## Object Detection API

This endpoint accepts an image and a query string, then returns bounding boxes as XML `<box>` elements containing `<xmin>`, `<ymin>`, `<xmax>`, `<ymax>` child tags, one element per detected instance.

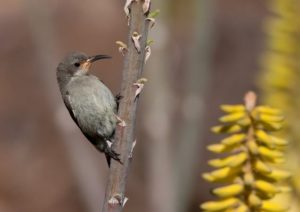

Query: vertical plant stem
<box><xmin>243</xmin><ymin>94</ymin><xmax>257</xmax><ymax>210</ymax></box>
<box><xmin>102</xmin><ymin>1</ymin><xmax>149</xmax><ymax>212</ymax></box>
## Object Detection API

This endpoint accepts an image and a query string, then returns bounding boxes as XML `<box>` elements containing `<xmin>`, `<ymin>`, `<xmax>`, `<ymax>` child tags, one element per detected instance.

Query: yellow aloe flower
<box><xmin>200</xmin><ymin>92</ymin><xmax>291</xmax><ymax>211</ymax></box>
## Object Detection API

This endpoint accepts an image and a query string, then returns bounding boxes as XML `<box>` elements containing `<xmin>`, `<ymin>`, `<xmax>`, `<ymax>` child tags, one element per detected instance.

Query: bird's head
<box><xmin>57</xmin><ymin>51</ymin><xmax>111</xmax><ymax>77</ymax></box>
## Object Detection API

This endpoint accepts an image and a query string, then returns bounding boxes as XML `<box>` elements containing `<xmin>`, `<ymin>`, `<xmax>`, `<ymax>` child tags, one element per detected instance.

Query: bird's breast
<box><xmin>65</xmin><ymin>76</ymin><xmax>117</xmax><ymax>138</ymax></box>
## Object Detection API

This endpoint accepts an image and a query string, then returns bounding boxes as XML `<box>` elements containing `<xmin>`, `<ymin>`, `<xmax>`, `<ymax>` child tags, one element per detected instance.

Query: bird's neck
<box><xmin>56</xmin><ymin>71</ymin><xmax>73</xmax><ymax>92</ymax></box>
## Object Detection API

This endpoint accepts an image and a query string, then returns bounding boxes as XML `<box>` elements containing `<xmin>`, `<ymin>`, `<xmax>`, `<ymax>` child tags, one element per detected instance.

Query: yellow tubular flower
<box><xmin>200</xmin><ymin>92</ymin><xmax>291</xmax><ymax>211</ymax></box>
<box><xmin>208</xmin><ymin>152</ymin><xmax>248</xmax><ymax>168</ymax></box>
<box><xmin>258</xmin><ymin>146</ymin><xmax>283</xmax><ymax>160</ymax></box>
<box><xmin>211</xmin><ymin>124</ymin><xmax>243</xmax><ymax>134</ymax></box>
<box><xmin>259</xmin><ymin>113</ymin><xmax>284</xmax><ymax>123</ymax></box>
<box><xmin>248</xmin><ymin>192</ymin><xmax>262</xmax><ymax>208</ymax></box>
<box><xmin>207</xmin><ymin>143</ymin><xmax>236</xmax><ymax>153</ymax></box>
<box><xmin>201</xmin><ymin>198</ymin><xmax>240</xmax><ymax>211</ymax></box>
<box><xmin>255</xmin><ymin>106</ymin><xmax>282</xmax><ymax>116</ymax></box>
<box><xmin>254</xmin><ymin>180</ymin><xmax>279</xmax><ymax>195</ymax></box>
<box><xmin>261</xmin><ymin>200</ymin><xmax>290</xmax><ymax>211</ymax></box>
<box><xmin>210</xmin><ymin>167</ymin><xmax>232</xmax><ymax>179</ymax></box>
<box><xmin>219</xmin><ymin>112</ymin><xmax>246</xmax><ymax>123</ymax></box>
<box><xmin>263</xmin><ymin>169</ymin><xmax>292</xmax><ymax>181</ymax></box>
<box><xmin>212</xmin><ymin>183</ymin><xmax>244</xmax><ymax>198</ymax></box>
<box><xmin>247</xmin><ymin>139</ymin><xmax>259</xmax><ymax>154</ymax></box>
<box><xmin>243</xmin><ymin>172</ymin><xmax>254</xmax><ymax>186</ymax></box>
<box><xmin>234</xmin><ymin>204</ymin><xmax>249</xmax><ymax>212</ymax></box>
<box><xmin>228</xmin><ymin>152</ymin><xmax>248</xmax><ymax>167</ymax></box>
<box><xmin>220</xmin><ymin>104</ymin><xmax>246</xmax><ymax>113</ymax></box>
<box><xmin>221</xmin><ymin>133</ymin><xmax>246</xmax><ymax>146</ymax></box>
<box><xmin>254</xmin><ymin>159</ymin><xmax>272</xmax><ymax>174</ymax></box>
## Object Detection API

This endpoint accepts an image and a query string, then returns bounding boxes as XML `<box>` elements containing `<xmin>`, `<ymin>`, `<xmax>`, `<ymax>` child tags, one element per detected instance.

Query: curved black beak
<box><xmin>88</xmin><ymin>55</ymin><xmax>111</xmax><ymax>63</ymax></box>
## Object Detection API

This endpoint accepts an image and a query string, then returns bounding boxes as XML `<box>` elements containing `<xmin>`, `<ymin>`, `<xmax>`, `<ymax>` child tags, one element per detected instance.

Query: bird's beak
<box><xmin>88</xmin><ymin>55</ymin><xmax>112</xmax><ymax>62</ymax></box>
<box><xmin>81</xmin><ymin>55</ymin><xmax>111</xmax><ymax>71</ymax></box>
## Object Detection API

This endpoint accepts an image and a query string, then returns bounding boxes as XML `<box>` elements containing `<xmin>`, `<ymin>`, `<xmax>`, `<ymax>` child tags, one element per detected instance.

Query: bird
<box><xmin>56</xmin><ymin>51</ymin><xmax>122</xmax><ymax>166</ymax></box>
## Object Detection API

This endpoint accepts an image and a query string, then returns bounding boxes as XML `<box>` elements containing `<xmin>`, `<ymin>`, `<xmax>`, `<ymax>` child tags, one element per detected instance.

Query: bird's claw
<box><xmin>115</xmin><ymin>93</ymin><xmax>123</xmax><ymax>111</ymax></box>
<box><xmin>115</xmin><ymin>93</ymin><xmax>123</xmax><ymax>103</ymax></box>
<box><xmin>105</xmin><ymin>145</ymin><xmax>123</xmax><ymax>165</ymax></box>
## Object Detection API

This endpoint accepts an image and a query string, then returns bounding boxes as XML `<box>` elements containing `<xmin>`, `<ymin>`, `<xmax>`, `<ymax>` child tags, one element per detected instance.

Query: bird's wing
<box><xmin>63</xmin><ymin>91</ymin><xmax>80</xmax><ymax>127</ymax></box>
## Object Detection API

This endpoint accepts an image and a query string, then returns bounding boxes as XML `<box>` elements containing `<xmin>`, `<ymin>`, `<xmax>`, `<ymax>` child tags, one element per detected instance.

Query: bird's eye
<box><xmin>74</xmin><ymin>62</ymin><xmax>80</xmax><ymax>67</ymax></box>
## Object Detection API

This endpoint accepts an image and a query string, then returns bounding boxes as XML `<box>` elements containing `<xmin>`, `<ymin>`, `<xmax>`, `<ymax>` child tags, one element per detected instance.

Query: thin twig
<box><xmin>102</xmin><ymin>1</ymin><xmax>150</xmax><ymax>211</ymax></box>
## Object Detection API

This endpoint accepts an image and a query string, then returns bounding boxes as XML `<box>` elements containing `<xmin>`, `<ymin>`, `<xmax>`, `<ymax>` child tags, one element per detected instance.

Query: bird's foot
<box><xmin>105</xmin><ymin>140</ymin><xmax>123</xmax><ymax>166</ymax></box>
<box><xmin>115</xmin><ymin>93</ymin><xmax>123</xmax><ymax>111</ymax></box>
<box><xmin>115</xmin><ymin>93</ymin><xmax>123</xmax><ymax>102</ymax></box>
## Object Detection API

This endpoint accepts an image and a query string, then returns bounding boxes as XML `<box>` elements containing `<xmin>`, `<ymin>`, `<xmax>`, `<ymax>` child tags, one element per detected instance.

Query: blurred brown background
<box><xmin>0</xmin><ymin>0</ymin><xmax>267</xmax><ymax>211</ymax></box>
